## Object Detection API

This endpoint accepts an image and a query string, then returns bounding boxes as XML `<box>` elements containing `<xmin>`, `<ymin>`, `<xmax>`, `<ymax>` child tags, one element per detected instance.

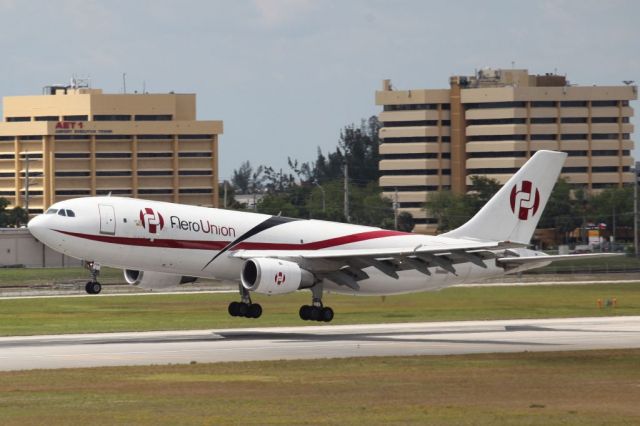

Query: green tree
<box><xmin>538</xmin><ymin>178</ymin><xmax>582</xmax><ymax>242</ymax></box>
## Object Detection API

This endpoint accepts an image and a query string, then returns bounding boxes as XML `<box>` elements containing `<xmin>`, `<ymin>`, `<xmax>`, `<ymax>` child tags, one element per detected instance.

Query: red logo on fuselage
<box><xmin>139</xmin><ymin>208</ymin><xmax>165</xmax><ymax>233</ymax></box>
<box><xmin>509</xmin><ymin>180</ymin><xmax>540</xmax><ymax>220</ymax></box>
<box><xmin>275</xmin><ymin>272</ymin><xmax>286</xmax><ymax>285</ymax></box>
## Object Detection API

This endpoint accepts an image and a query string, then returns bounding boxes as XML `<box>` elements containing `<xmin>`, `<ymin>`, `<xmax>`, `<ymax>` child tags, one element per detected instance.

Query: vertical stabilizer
<box><xmin>442</xmin><ymin>150</ymin><xmax>567</xmax><ymax>244</ymax></box>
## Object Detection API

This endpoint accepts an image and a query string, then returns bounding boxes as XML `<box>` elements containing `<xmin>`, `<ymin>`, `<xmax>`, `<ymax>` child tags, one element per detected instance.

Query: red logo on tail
<box><xmin>509</xmin><ymin>180</ymin><xmax>540</xmax><ymax>220</ymax></box>
<box><xmin>139</xmin><ymin>208</ymin><xmax>165</xmax><ymax>233</ymax></box>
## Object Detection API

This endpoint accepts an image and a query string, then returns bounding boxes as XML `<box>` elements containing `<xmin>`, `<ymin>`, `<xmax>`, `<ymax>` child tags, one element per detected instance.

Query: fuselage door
<box><xmin>99</xmin><ymin>204</ymin><xmax>116</xmax><ymax>235</ymax></box>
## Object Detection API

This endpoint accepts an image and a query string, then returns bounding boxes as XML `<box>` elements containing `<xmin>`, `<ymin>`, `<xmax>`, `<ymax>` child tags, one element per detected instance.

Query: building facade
<box><xmin>376</xmin><ymin>69</ymin><xmax>636</xmax><ymax>234</ymax></box>
<box><xmin>0</xmin><ymin>85</ymin><xmax>222</xmax><ymax>213</ymax></box>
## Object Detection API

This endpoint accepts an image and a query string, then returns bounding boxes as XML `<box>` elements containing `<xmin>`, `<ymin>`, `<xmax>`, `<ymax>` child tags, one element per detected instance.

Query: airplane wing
<box><xmin>496</xmin><ymin>252</ymin><xmax>623</xmax><ymax>265</ymax></box>
<box><xmin>230</xmin><ymin>240</ymin><xmax>528</xmax><ymax>289</ymax></box>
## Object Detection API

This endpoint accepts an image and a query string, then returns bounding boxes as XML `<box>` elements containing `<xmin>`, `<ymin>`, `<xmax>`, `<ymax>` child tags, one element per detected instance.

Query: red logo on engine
<box><xmin>139</xmin><ymin>208</ymin><xmax>165</xmax><ymax>233</ymax></box>
<box><xmin>509</xmin><ymin>180</ymin><xmax>540</xmax><ymax>220</ymax></box>
<box><xmin>274</xmin><ymin>272</ymin><xmax>286</xmax><ymax>285</ymax></box>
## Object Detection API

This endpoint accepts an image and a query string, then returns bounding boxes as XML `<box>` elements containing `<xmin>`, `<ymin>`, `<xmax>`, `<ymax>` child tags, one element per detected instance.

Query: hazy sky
<box><xmin>0</xmin><ymin>0</ymin><xmax>638</xmax><ymax>179</ymax></box>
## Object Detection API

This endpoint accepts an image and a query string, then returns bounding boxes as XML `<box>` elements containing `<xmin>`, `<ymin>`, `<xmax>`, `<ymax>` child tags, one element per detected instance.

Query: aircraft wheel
<box><xmin>320</xmin><ymin>307</ymin><xmax>334</xmax><ymax>322</ymax></box>
<box><xmin>299</xmin><ymin>305</ymin><xmax>311</xmax><ymax>321</ymax></box>
<box><xmin>237</xmin><ymin>302</ymin><xmax>249</xmax><ymax>317</ymax></box>
<box><xmin>247</xmin><ymin>303</ymin><xmax>262</xmax><ymax>319</ymax></box>
<box><xmin>228</xmin><ymin>301</ymin><xmax>241</xmax><ymax>317</ymax></box>
<box><xmin>85</xmin><ymin>281</ymin><xmax>101</xmax><ymax>295</ymax></box>
<box><xmin>309</xmin><ymin>306</ymin><xmax>321</xmax><ymax>321</ymax></box>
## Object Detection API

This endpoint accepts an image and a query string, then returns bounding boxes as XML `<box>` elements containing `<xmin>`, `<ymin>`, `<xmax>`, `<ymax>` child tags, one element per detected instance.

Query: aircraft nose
<box><xmin>27</xmin><ymin>214</ymin><xmax>46</xmax><ymax>239</ymax></box>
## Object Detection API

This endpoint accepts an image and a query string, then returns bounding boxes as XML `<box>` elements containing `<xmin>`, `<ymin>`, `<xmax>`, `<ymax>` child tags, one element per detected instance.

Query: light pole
<box><xmin>314</xmin><ymin>181</ymin><xmax>325</xmax><ymax>213</ymax></box>
<box><xmin>634</xmin><ymin>166</ymin><xmax>639</xmax><ymax>257</ymax></box>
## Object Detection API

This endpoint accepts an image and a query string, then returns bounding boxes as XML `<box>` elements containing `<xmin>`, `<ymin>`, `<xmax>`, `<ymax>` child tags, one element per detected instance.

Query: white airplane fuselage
<box><xmin>27</xmin><ymin>196</ymin><xmax>522</xmax><ymax>295</ymax></box>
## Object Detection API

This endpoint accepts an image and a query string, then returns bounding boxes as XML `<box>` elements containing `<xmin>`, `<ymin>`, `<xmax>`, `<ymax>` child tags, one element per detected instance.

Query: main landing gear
<box><xmin>228</xmin><ymin>284</ymin><xmax>262</xmax><ymax>319</ymax></box>
<box><xmin>299</xmin><ymin>283</ymin><xmax>334</xmax><ymax>323</ymax></box>
<box><xmin>84</xmin><ymin>261</ymin><xmax>102</xmax><ymax>295</ymax></box>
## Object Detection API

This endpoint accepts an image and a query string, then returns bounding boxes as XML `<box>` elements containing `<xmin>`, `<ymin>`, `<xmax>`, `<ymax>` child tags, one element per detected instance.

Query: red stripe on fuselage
<box><xmin>52</xmin><ymin>229</ymin><xmax>408</xmax><ymax>251</ymax></box>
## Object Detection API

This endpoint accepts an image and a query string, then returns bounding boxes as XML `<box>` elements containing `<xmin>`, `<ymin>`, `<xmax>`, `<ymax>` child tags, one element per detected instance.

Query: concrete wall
<box><xmin>0</xmin><ymin>228</ymin><xmax>82</xmax><ymax>267</ymax></box>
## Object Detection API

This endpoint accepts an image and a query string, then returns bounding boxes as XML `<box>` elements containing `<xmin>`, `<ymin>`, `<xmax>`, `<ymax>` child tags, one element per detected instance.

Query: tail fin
<box><xmin>442</xmin><ymin>150</ymin><xmax>567</xmax><ymax>244</ymax></box>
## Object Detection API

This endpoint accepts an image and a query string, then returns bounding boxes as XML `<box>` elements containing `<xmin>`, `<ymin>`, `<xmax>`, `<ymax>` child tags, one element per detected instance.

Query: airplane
<box><xmin>27</xmin><ymin>150</ymin><xmax>615</xmax><ymax>322</ymax></box>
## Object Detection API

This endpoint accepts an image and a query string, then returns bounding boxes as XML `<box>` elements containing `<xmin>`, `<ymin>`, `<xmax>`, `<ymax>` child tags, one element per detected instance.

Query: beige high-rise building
<box><xmin>376</xmin><ymin>69</ymin><xmax>636</xmax><ymax>234</ymax></box>
<box><xmin>0</xmin><ymin>83</ymin><xmax>222</xmax><ymax>213</ymax></box>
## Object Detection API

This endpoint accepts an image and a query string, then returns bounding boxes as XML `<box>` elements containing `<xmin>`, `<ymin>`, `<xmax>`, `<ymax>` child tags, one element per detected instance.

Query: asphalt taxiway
<box><xmin>0</xmin><ymin>316</ymin><xmax>638</xmax><ymax>371</ymax></box>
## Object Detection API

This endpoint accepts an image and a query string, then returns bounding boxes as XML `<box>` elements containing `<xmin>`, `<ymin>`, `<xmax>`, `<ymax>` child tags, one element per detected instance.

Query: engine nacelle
<box><xmin>241</xmin><ymin>258</ymin><xmax>315</xmax><ymax>295</ymax></box>
<box><xmin>124</xmin><ymin>270</ymin><xmax>197</xmax><ymax>290</ymax></box>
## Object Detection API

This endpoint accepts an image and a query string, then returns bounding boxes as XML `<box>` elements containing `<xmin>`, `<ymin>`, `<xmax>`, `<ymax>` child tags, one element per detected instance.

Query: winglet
<box><xmin>442</xmin><ymin>150</ymin><xmax>567</xmax><ymax>244</ymax></box>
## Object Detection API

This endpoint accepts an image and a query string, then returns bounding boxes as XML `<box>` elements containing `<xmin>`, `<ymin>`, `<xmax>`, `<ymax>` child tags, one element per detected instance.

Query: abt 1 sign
<box><xmin>55</xmin><ymin>121</ymin><xmax>83</xmax><ymax>130</ymax></box>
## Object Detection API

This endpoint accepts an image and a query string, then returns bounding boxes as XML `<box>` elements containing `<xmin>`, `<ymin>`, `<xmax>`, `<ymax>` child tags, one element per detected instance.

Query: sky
<box><xmin>0</xmin><ymin>0</ymin><xmax>638</xmax><ymax>180</ymax></box>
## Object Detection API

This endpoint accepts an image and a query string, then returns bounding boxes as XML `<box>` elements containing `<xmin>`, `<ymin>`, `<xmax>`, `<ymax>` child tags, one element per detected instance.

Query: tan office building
<box><xmin>0</xmin><ymin>84</ymin><xmax>222</xmax><ymax>213</ymax></box>
<box><xmin>376</xmin><ymin>69</ymin><xmax>636</xmax><ymax>234</ymax></box>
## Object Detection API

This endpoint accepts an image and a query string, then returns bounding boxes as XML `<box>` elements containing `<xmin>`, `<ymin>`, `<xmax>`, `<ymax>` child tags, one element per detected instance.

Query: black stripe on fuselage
<box><xmin>201</xmin><ymin>215</ymin><xmax>301</xmax><ymax>270</ymax></box>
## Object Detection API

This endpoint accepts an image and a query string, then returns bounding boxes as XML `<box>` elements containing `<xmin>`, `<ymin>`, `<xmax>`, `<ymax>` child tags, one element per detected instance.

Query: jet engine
<box><xmin>241</xmin><ymin>258</ymin><xmax>315</xmax><ymax>295</ymax></box>
<box><xmin>124</xmin><ymin>270</ymin><xmax>198</xmax><ymax>290</ymax></box>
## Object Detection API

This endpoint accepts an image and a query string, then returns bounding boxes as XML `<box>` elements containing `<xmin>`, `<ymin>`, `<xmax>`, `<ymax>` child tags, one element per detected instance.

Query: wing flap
<box><xmin>497</xmin><ymin>252</ymin><xmax>622</xmax><ymax>265</ymax></box>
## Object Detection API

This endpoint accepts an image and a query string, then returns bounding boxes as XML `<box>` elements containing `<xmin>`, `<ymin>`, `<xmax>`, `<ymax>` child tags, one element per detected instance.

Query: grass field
<box><xmin>0</xmin><ymin>350</ymin><xmax>638</xmax><ymax>425</ymax></box>
<box><xmin>0</xmin><ymin>283</ymin><xmax>638</xmax><ymax>336</ymax></box>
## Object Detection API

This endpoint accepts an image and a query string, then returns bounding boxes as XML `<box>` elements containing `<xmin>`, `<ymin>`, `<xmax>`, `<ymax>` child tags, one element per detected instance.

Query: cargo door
<box><xmin>99</xmin><ymin>204</ymin><xmax>116</xmax><ymax>235</ymax></box>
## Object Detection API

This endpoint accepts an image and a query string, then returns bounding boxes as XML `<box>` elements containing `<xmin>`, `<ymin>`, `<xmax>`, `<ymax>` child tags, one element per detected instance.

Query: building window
<box><xmin>178</xmin><ymin>170</ymin><xmax>213</xmax><ymax>176</ymax></box>
<box><xmin>560</xmin><ymin>134</ymin><xmax>588</xmax><ymax>140</ymax></box>
<box><xmin>383</xmin><ymin>103</ymin><xmax>439</xmax><ymax>111</ymax></box>
<box><xmin>138</xmin><ymin>188</ymin><xmax>172</xmax><ymax>195</ymax></box>
<box><xmin>134</xmin><ymin>115</ymin><xmax>172</xmax><ymax>121</ymax></box>
<box><xmin>382</xmin><ymin>169</ymin><xmax>445</xmax><ymax>176</ymax></box>
<box><xmin>63</xmin><ymin>115</ymin><xmax>88</xmax><ymax>121</ymax></box>
<box><xmin>137</xmin><ymin>135</ymin><xmax>173</xmax><ymax>140</ymax></box>
<box><xmin>467</xmin><ymin>135</ymin><xmax>526</xmax><ymax>141</ymax></box>
<box><xmin>56</xmin><ymin>171</ymin><xmax>90</xmax><ymax>177</ymax></box>
<box><xmin>591</xmin><ymin>117</ymin><xmax>619</xmax><ymax>124</ymax></box>
<box><xmin>137</xmin><ymin>152</ymin><xmax>173</xmax><ymax>158</ymax></box>
<box><xmin>178</xmin><ymin>152</ymin><xmax>211</xmax><ymax>158</ymax></box>
<box><xmin>530</xmin><ymin>134</ymin><xmax>557</xmax><ymax>140</ymax></box>
<box><xmin>467</xmin><ymin>118</ymin><xmax>527</xmax><ymax>125</ymax></box>
<box><xmin>561</xmin><ymin>117</ymin><xmax>587</xmax><ymax>123</ymax></box>
<box><xmin>380</xmin><ymin>153</ymin><xmax>449</xmax><ymax>160</ymax></box>
<box><xmin>592</xmin><ymin>166</ymin><xmax>619</xmax><ymax>173</ymax></box>
<box><xmin>381</xmin><ymin>186</ymin><xmax>440</xmax><ymax>192</ymax></box>
<box><xmin>34</xmin><ymin>116</ymin><xmax>59</xmax><ymax>121</ymax></box>
<box><xmin>96</xmin><ymin>189</ymin><xmax>132</xmax><ymax>195</ymax></box>
<box><xmin>179</xmin><ymin>135</ymin><xmax>214</xmax><ymax>140</ymax></box>
<box><xmin>6</xmin><ymin>117</ymin><xmax>30</xmax><ymax>122</ymax></box>
<box><xmin>96</xmin><ymin>171</ymin><xmax>132</xmax><ymax>177</ymax></box>
<box><xmin>592</xmin><ymin>100</ymin><xmax>618</xmax><ymax>107</ymax></box>
<box><xmin>560</xmin><ymin>101</ymin><xmax>588</xmax><ymax>107</ymax></box>
<box><xmin>562</xmin><ymin>167</ymin><xmax>588</xmax><ymax>173</ymax></box>
<box><xmin>19</xmin><ymin>153</ymin><xmax>42</xmax><ymax>159</ymax></box>
<box><xmin>592</xmin><ymin>150</ymin><xmax>622</xmax><ymax>156</ymax></box>
<box><xmin>531</xmin><ymin>101</ymin><xmax>557</xmax><ymax>108</ymax></box>
<box><xmin>530</xmin><ymin>117</ymin><xmax>556</xmax><ymax>124</ymax></box>
<box><xmin>56</xmin><ymin>190</ymin><xmax>91</xmax><ymax>196</ymax></box>
<box><xmin>591</xmin><ymin>133</ymin><xmax>620</xmax><ymax>140</ymax></box>
<box><xmin>20</xmin><ymin>135</ymin><xmax>43</xmax><ymax>141</ymax></box>
<box><xmin>565</xmin><ymin>151</ymin><xmax>588</xmax><ymax>157</ymax></box>
<box><xmin>93</xmin><ymin>115</ymin><xmax>131</xmax><ymax>121</ymax></box>
<box><xmin>0</xmin><ymin>136</ymin><xmax>14</xmax><ymax>141</ymax></box>
<box><xmin>467</xmin><ymin>151</ymin><xmax>527</xmax><ymax>158</ymax></box>
<box><xmin>0</xmin><ymin>154</ymin><xmax>14</xmax><ymax>159</ymax></box>
<box><xmin>468</xmin><ymin>168</ymin><xmax>519</xmax><ymax>174</ymax></box>
<box><xmin>138</xmin><ymin>170</ymin><xmax>172</xmax><ymax>176</ymax></box>
<box><xmin>179</xmin><ymin>188</ymin><xmax>213</xmax><ymax>194</ymax></box>
<box><xmin>55</xmin><ymin>153</ymin><xmax>90</xmax><ymax>158</ymax></box>
<box><xmin>383</xmin><ymin>120</ymin><xmax>438</xmax><ymax>127</ymax></box>
<box><xmin>381</xmin><ymin>136</ymin><xmax>439</xmax><ymax>143</ymax></box>
<box><xmin>95</xmin><ymin>153</ymin><xmax>132</xmax><ymax>158</ymax></box>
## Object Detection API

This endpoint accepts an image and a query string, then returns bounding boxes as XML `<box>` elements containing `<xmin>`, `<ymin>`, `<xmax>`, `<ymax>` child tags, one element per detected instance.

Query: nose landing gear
<box><xmin>84</xmin><ymin>262</ymin><xmax>102</xmax><ymax>295</ymax></box>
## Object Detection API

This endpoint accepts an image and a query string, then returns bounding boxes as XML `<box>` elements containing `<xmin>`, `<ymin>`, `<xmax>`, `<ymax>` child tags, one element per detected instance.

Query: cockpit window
<box><xmin>57</xmin><ymin>209</ymin><xmax>67</xmax><ymax>217</ymax></box>
<box><xmin>66</xmin><ymin>210</ymin><xmax>75</xmax><ymax>217</ymax></box>
<box><xmin>46</xmin><ymin>209</ymin><xmax>58</xmax><ymax>214</ymax></box>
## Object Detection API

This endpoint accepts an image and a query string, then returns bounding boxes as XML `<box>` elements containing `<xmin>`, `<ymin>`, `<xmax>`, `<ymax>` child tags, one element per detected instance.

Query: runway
<box><xmin>0</xmin><ymin>316</ymin><xmax>639</xmax><ymax>371</ymax></box>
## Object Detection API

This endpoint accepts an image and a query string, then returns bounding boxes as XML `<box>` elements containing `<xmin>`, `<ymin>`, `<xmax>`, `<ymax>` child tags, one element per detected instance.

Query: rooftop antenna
<box><xmin>143</xmin><ymin>80</ymin><xmax>146</xmax><ymax>94</ymax></box>
<box><xmin>511</xmin><ymin>61</ymin><xmax>515</xmax><ymax>69</ymax></box>
<box><xmin>623</xmin><ymin>80</ymin><xmax>635</xmax><ymax>85</ymax></box>
<box><xmin>122</xmin><ymin>73</ymin><xmax>127</xmax><ymax>94</ymax></box>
